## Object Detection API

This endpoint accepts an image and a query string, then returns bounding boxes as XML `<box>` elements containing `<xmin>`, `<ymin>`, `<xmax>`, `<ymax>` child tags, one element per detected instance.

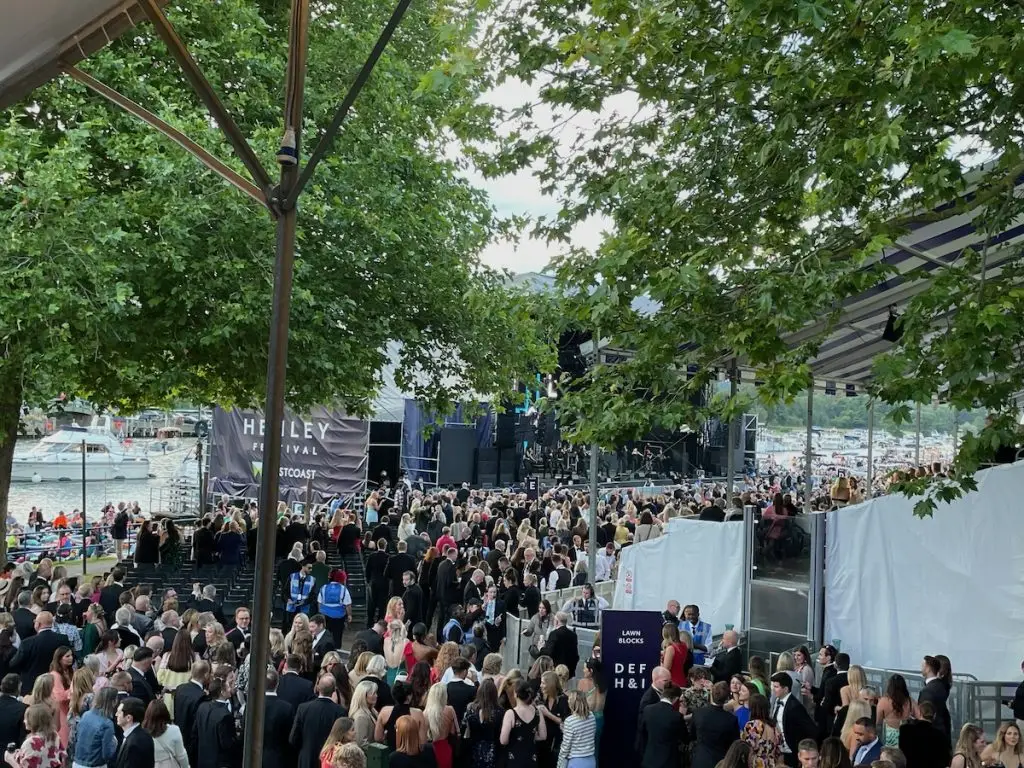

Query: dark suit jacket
<box><xmin>173</xmin><ymin>680</ymin><xmax>207</xmax><ymax>761</ymax></box>
<box><xmin>819</xmin><ymin>670</ymin><xmax>848</xmax><ymax>736</ymax></box>
<box><xmin>778</xmin><ymin>695</ymin><xmax>817</xmax><ymax>754</ymax></box>
<box><xmin>99</xmin><ymin>584</ymin><xmax>126</xmax><ymax>623</ymax></box>
<box><xmin>9</xmin><ymin>628</ymin><xmax>69</xmax><ymax>695</ymax></box>
<box><xmin>129</xmin><ymin>667</ymin><xmax>155</xmax><ymax>704</ymax></box>
<box><xmin>899</xmin><ymin>719</ymin><xmax>952</xmax><ymax>768</ymax></box>
<box><xmin>354</xmin><ymin>629</ymin><xmax>384</xmax><ymax>657</ymax></box>
<box><xmin>161</xmin><ymin>626</ymin><xmax>179</xmax><ymax>654</ymax></box>
<box><xmin>0</xmin><ymin>695</ymin><xmax>27</xmax><ymax>750</ymax></box>
<box><xmin>446</xmin><ymin>680</ymin><xmax>476</xmax><ymax>726</ymax></box>
<box><xmin>917</xmin><ymin>678</ymin><xmax>952</xmax><ymax>742</ymax></box>
<box><xmin>639</xmin><ymin>700</ymin><xmax>690</xmax><ymax>768</ymax></box>
<box><xmin>263</xmin><ymin>694</ymin><xmax>296</xmax><ymax>768</ymax></box>
<box><xmin>114</xmin><ymin>725</ymin><xmax>155</xmax><ymax>768</ymax></box>
<box><xmin>692</xmin><ymin>705</ymin><xmax>739</xmax><ymax>768</ymax></box>
<box><xmin>289</xmin><ymin>697</ymin><xmax>345</xmax><ymax>768</ymax></box>
<box><xmin>636</xmin><ymin>686</ymin><xmax>663</xmax><ymax>752</ymax></box>
<box><xmin>539</xmin><ymin>626</ymin><xmax>579</xmax><ymax>675</ymax></box>
<box><xmin>852</xmin><ymin>739</ymin><xmax>883</xmax><ymax>766</ymax></box>
<box><xmin>311</xmin><ymin>632</ymin><xmax>336</xmax><ymax>670</ymax></box>
<box><xmin>193</xmin><ymin>699</ymin><xmax>237</xmax><ymax>768</ymax></box>
<box><xmin>192</xmin><ymin>598</ymin><xmax>226</xmax><ymax>626</ymax></box>
<box><xmin>277</xmin><ymin>672</ymin><xmax>315</xmax><ymax>714</ymax></box>
<box><xmin>402</xmin><ymin>584</ymin><xmax>425</xmax><ymax>627</ymax></box>
<box><xmin>385</xmin><ymin>553</ymin><xmax>416</xmax><ymax>597</ymax></box>
<box><xmin>365</xmin><ymin>551</ymin><xmax>390</xmax><ymax>592</ymax></box>
<box><xmin>11</xmin><ymin>608</ymin><xmax>36</xmax><ymax>640</ymax></box>
<box><xmin>709</xmin><ymin>646</ymin><xmax>742</xmax><ymax>684</ymax></box>
<box><xmin>435</xmin><ymin>558</ymin><xmax>460</xmax><ymax>606</ymax></box>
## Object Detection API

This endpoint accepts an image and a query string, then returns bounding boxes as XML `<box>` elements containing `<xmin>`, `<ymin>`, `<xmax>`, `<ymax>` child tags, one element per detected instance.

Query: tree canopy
<box><xmin>478</xmin><ymin>0</ymin><xmax>1024</xmax><ymax>515</ymax></box>
<box><xmin>0</xmin><ymin>0</ymin><xmax>553</xmax><ymax>552</ymax></box>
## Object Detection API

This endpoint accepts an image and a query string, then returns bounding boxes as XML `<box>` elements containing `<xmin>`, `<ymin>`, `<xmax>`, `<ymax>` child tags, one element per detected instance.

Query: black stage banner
<box><xmin>208</xmin><ymin>406</ymin><xmax>368</xmax><ymax>504</ymax></box>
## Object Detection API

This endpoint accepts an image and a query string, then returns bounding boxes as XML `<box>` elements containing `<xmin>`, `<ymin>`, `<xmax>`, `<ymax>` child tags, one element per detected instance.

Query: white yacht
<box><xmin>11</xmin><ymin>423</ymin><xmax>150</xmax><ymax>482</ymax></box>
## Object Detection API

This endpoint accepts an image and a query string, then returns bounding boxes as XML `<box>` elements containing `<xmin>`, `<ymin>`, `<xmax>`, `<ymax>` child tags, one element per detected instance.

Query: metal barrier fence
<box><xmin>501</xmin><ymin>613</ymin><xmax>599</xmax><ymax>682</ymax></box>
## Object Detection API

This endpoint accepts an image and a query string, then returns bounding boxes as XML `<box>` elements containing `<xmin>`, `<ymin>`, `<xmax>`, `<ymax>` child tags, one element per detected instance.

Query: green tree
<box><xmin>0</xmin><ymin>0</ymin><xmax>553</xmax><ymax>558</ymax></box>
<box><xmin>478</xmin><ymin>0</ymin><xmax>1023</xmax><ymax>515</ymax></box>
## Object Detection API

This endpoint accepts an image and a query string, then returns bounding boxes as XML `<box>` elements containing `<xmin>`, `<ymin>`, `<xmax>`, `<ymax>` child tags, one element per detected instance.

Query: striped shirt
<box><xmin>557</xmin><ymin>713</ymin><xmax>597</xmax><ymax>768</ymax></box>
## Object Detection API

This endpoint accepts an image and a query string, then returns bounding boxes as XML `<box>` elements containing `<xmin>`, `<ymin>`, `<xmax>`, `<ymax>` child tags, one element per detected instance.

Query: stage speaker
<box><xmin>437</xmin><ymin>427</ymin><xmax>477</xmax><ymax>486</ymax></box>
<box><xmin>496</xmin><ymin>414</ymin><xmax>515</xmax><ymax>448</ymax></box>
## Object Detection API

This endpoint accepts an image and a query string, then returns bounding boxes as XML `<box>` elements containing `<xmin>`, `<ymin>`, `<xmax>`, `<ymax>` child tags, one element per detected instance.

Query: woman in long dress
<box><xmin>48</xmin><ymin>647</ymin><xmax>74</xmax><ymax>748</ymax></box>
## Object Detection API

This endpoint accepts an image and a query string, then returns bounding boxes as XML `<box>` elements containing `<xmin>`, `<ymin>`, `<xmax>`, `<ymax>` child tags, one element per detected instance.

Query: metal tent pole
<box><xmin>915</xmin><ymin>403</ymin><xmax>922</xmax><ymax>467</ymax></box>
<box><xmin>866</xmin><ymin>402</ymin><xmax>874</xmax><ymax>493</ymax></box>
<box><xmin>952</xmin><ymin>409</ymin><xmax>959</xmax><ymax>458</ymax></box>
<box><xmin>726</xmin><ymin>363</ymin><xmax>738</xmax><ymax>498</ymax></box>
<box><xmin>588</xmin><ymin>443</ymin><xmax>598</xmax><ymax>581</ymax></box>
<box><xmin>242</xmin><ymin>1</ymin><xmax>309</xmax><ymax>766</ymax></box>
<box><xmin>81</xmin><ymin>441</ymin><xmax>87</xmax><ymax>573</ymax></box>
<box><xmin>804</xmin><ymin>387</ymin><xmax>814</xmax><ymax>515</ymax></box>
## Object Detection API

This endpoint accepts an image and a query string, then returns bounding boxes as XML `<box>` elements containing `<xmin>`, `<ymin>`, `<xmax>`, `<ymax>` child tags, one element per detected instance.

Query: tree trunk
<box><xmin>0</xmin><ymin>373</ymin><xmax>24</xmax><ymax>565</ymax></box>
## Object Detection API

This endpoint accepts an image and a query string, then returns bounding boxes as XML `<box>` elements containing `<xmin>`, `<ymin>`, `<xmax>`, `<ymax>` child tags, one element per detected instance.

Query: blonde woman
<box><xmin>348</xmin><ymin>651</ymin><xmax>375</xmax><ymax>691</ymax></box>
<box><xmin>397</xmin><ymin>514</ymin><xmax>417</xmax><ymax>541</ymax></box>
<box><xmin>202</xmin><ymin>622</ymin><xmax>228</xmax><ymax>663</ymax></box>
<box><xmin>498</xmin><ymin>669</ymin><xmax>523</xmax><ymax>710</ymax></box>
<box><xmin>557</xmin><ymin>690</ymin><xmax>596</xmax><ymax>768</ymax></box>
<box><xmin>284</xmin><ymin>613</ymin><xmax>311</xmax><ymax>653</ymax></box>
<box><xmin>269</xmin><ymin>628</ymin><xmax>287</xmax><ymax>668</ymax></box>
<box><xmin>981</xmin><ymin>722</ymin><xmax>1022</xmax><ymax>768</ymax></box>
<box><xmin>839</xmin><ymin>665</ymin><xmax>866</xmax><ymax>709</ymax></box>
<box><xmin>349</xmin><ymin>680</ymin><xmax>380</xmax><ymax>747</ymax></box>
<box><xmin>424</xmin><ymin>683</ymin><xmax>458</xmax><ymax>768</ymax></box>
<box><xmin>838</xmin><ymin>699</ymin><xmax>872</xmax><ymax>756</ymax></box>
<box><xmin>951</xmin><ymin>723</ymin><xmax>986</xmax><ymax>768</ymax></box>
<box><xmin>384</xmin><ymin>597</ymin><xmax>405</xmax><ymax>628</ymax></box>
<box><xmin>384</xmin><ymin>621</ymin><xmax>412</xmax><ymax>686</ymax></box>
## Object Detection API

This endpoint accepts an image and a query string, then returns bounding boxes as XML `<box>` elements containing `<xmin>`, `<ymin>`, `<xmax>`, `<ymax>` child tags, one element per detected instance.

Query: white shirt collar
<box><xmin>123</xmin><ymin>723</ymin><xmax>139</xmax><ymax>738</ymax></box>
<box><xmin>924</xmin><ymin>675</ymin><xmax>938</xmax><ymax>684</ymax></box>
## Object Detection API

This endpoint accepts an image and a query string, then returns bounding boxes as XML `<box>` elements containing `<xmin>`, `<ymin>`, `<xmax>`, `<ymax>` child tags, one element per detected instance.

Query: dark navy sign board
<box><xmin>599</xmin><ymin>610</ymin><xmax>665</xmax><ymax>766</ymax></box>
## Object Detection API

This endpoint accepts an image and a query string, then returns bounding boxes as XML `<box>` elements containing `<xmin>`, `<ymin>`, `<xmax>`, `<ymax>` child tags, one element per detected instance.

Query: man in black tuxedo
<box><xmin>917</xmin><ymin>655</ymin><xmax>951</xmax><ymax>743</ymax></box>
<box><xmin>9</xmin><ymin>611</ymin><xmax>69</xmax><ymax>695</ymax></box>
<box><xmin>100</xmin><ymin>568</ymin><xmax>128</xmax><ymax>626</ymax></box>
<box><xmin>353</xmin><ymin>622</ymin><xmax>385</xmax><ymax>657</ymax></box>
<box><xmin>127</xmin><ymin>647</ymin><xmax>157</xmax><ymax>705</ymax></box>
<box><xmin>810</xmin><ymin>645</ymin><xmax>839</xmax><ymax>737</ymax></box>
<box><xmin>365</xmin><ymin>540</ymin><xmax>390</xmax><ymax>626</ymax></box>
<box><xmin>771</xmin><ymin>672</ymin><xmax>818</xmax><ymax>768</ymax></box>
<box><xmin>278</xmin><ymin>655</ymin><xmax>316</xmax><ymax>714</ymax></box>
<box><xmin>692</xmin><ymin>682</ymin><xmax>740</xmax><ymax>768</ymax></box>
<box><xmin>401</xmin><ymin>571</ymin><xmax>424</xmax><ymax>627</ymax></box>
<box><xmin>192</xmin><ymin>585</ymin><xmax>226</xmax><ymax>626</ymax></box>
<box><xmin>819</xmin><ymin>652</ymin><xmax>850</xmax><ymax>739</ymax></box>
<box><xmin>289</xmin><ymin>675</ymin><xmax>346</xmax><ymax>768</ymax></box>
<box><xmin>263</xmin><ymin>668</ymin><xmax>296</xmax><ymax>768</ymax></box>
<box><xmin>225</xmin><ymin>607</ymin><xmax>251</xmax><ymax>657</ymax></box>
<box><xmin>445</xmin><ymin>659</ymin><xmax>477</xmax><ymax>725</ymax></box>
<box><xmin>193</xmin><ymin>676</ymin><xmax>238</xmax><ymax>768</ymax></box>
<box><xmin>636</xmin><ymin>666</ymin><xmax>672</xmax><ymax>752</ymax></box>
<box><xmin>638</xmin><ymin>682</ymin><xmax>689</xmax><ymax>768</ymax></box>
<box><xmin>709</xmin><ymin>630</ymin><xmax>742</xmax><ymax>684</ymax></box>
<box><xmin>384</xmin><ymin>541</ymin><xmax>416</xmax><ymax>600</ymax></box>
<box><xmin>114</xmin><ymin>697</ymin><xmax>155</xmax><ymax>768</ymax></box>
<box><xmin>308</xmin><ymin>615</ymin><xmax>336</xmax><ymax>671</ymax></box>
<box><xmin>535</xmin><ymin>612</ymin><xmax>579</xmax><ymax>676</ymax></box>
<box><xmin>434</xmin><ymin>546</ymin><xmax>460</xmax><ymax>638</ymax></box>
<box><xmin>899</xmin><ymin>701</ymin><xmax>951</xmax><ymax>768</ymax></box>
<box><xmin>11</xmin><ymin>592</ymin><xmax>36</xmax><ymax>640</ymax></box>
<box><xmin>0</xmin><ymin>674</ymin><xmax>26</xmax><ymax>749</ymax></box>
<box><xmin>160</xmin><ymin>611</ymin><xmax>181</xmax><ymax>655</ymax></box>
<box><xmin>173</xmin><ymin>661</ymin><xmax>209</xmax><ymax>766</ymax></box>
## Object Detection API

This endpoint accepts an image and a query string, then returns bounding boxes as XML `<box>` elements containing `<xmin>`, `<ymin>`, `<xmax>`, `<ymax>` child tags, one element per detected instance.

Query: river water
<box><xmin>6</xmin><ymin>438</ymin><xmax>194</xmax><ymax>524</ymax></box>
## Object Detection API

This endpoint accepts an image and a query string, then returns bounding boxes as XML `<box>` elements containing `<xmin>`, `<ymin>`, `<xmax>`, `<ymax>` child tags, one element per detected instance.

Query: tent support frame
<box><xmin>70</xmin><ymin>2</ymin><xmax>414</xmax><ymax>766</ymax></box>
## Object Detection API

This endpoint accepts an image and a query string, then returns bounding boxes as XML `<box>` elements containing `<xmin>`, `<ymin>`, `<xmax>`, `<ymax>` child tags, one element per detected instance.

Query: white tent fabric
<box><xmin>824</xmin><ymin>460</ymin><xmax>1024</xmax><ymax>681</ymax></box>
<box><xmin>614</xmin><ymin>517</ymin><xmax>744</xmax><ymax>634</ymax></box>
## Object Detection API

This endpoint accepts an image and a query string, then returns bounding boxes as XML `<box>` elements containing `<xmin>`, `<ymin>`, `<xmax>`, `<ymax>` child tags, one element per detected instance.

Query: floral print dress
<box><xmin>741</xmin><ymin>719</ymin><xmax>781</xmax><ymax>768</ymax></box>
<box><xmin>15</xmin><ymin>732</ymin><xmax>65</xmax><ymax>768</ymax></box>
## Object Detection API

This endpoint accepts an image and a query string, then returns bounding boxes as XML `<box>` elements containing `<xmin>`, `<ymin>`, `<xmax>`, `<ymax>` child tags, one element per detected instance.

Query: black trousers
<box><xmin>325</xmin><ymin>616</ymin><xmax>346</xmax><ymax>648</ymax></box>
<box><xmin>369</xmin><ymin>584</ymin><xmax>389</xmax><ymax>626</ymax></box>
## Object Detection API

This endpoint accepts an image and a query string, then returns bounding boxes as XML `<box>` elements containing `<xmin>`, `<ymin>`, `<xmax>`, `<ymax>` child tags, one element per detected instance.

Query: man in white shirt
<box><xmin>595</xmin><ymin>542</ymin><xmax>616</xmax><ymax>581</ymax></box>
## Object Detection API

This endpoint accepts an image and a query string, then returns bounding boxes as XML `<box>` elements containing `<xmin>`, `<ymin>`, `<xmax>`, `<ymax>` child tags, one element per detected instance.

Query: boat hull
<box><xmin>10</xmin><ymin>457</ymin><xmax>150</xmax><ymax>482</ymax></box>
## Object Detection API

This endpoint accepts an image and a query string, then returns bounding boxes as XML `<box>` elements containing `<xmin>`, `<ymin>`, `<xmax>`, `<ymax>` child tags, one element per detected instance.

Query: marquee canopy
<box><xmin>0</xmin><ymin>1</ymin><xmax>165</xmax><ymax>111</ymax></box>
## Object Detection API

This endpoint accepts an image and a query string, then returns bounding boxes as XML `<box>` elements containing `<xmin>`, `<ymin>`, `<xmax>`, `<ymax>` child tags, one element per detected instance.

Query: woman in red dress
<box><xmin>661</xmin><ymin>623</ymin><xmax>693</xmax><ymax>688</ymax></box>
